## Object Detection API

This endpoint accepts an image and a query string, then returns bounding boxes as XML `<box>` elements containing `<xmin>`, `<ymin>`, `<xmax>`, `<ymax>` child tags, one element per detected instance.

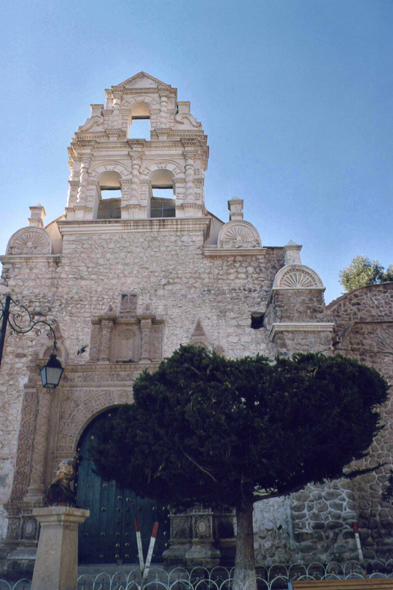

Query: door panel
<box><xmin>76</xmin><ymin>408</ymin><xmax>169</xmax><ymax>564</ymax></box>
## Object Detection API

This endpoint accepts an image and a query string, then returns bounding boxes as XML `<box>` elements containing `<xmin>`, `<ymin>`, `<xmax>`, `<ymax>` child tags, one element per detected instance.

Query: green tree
<box><xmin>339</xmin><ymin>255</ymin><xmax>393</xmax><ymax>292</ymax></box>
<box><xmin>91</xmin><ymin>346</ymin><xmax>389</xmax><ymax>588</ymax></box>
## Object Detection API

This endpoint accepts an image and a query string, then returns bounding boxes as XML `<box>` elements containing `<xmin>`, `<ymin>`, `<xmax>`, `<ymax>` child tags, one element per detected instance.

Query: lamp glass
<box><xmin>41</xmin><ymin>354</ymin><xmax>64</xmax><ymax>389</ymax></box>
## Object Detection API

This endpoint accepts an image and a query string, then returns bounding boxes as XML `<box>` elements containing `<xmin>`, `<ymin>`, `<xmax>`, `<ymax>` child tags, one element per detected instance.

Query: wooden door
<box><xmin>76</xmin><ymin>408</ymin><xmax>169</xmax><ymax>564</ymax></box>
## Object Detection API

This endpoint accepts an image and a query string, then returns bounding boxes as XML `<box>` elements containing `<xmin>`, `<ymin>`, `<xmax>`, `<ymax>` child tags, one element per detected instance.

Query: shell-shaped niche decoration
<box><xmin>6</xmin><ymin>227</ymin><xmax>52</xmax><ymax>256</ymax></box>
<box><xmin>217</xmin><ymin>221</ymin><xmax>262</xmax><ymax>249</ymax></box>
<box><xmin>273</xmin><ymin>264</ymin><xmax>324</xmax><ymax>290</ymax></box>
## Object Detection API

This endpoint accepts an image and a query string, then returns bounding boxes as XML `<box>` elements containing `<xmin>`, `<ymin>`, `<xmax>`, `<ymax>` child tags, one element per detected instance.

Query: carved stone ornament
<box><xmin>273</xmin><ymin>264</ymin><xmax>324</xmax><ymax>290</ymax></box>
<box><xmin>174</xmin><ymin>113</ymin><xmax>202</xmax><ymax>127</ymax></box>
<box><xmin>217</xmin><ymin>221</ymin><xmax>262</xmax><ymax>249</ymax></box>
<box><xmin>78</xmin><ymin>116</ymin><xmax>105</xmax><ymax>132</ymax></box>
<box><xmin>6</xmin><ymin>227</ymin><xmax>52</xmax><ymax>255</ymax></box>
<box><xmin>21</xmin><ymin>516</ymin><xmax>39</xmax><ymax>540</ymax></box>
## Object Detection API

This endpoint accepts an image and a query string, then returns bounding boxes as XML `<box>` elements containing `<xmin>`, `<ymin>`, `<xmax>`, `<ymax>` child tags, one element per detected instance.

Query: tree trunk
<box><xmin>233</xmin><ymin>497</ymin><xmax>256</xmax><ymax>590</ymax></box>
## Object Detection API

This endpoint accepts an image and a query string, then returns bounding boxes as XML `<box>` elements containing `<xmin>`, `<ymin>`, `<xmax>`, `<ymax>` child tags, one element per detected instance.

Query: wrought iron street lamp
<box><xmin>0</xmin><ymin>286</ymin><xmax>64</xmax><ymax>389</ymax></box>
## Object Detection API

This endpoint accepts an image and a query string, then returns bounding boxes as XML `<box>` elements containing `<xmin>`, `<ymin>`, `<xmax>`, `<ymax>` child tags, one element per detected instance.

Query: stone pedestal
<box><xmin>31</xmin><ymin>506</ymin><xmax>89</xmax><ymax>590</ymax></box>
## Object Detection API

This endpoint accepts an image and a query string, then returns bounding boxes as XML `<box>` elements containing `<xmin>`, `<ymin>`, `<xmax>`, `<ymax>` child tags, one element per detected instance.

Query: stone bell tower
<box><xmin>66</xmin><ymin>71</ymin><xmax>209</xmax><ymax>221</ymax></box>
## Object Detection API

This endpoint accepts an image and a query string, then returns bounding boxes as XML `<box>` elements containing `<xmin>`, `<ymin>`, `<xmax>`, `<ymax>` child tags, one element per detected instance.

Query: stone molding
<box><xmin>6</xmin><ymin>227</ymin><xmax>52</xmax><ymax>256</ymax></box>
<box><xmin>0</xmin><ymin>254</ymin><xmax>60</xmax><ymax>264</ymax></box>
<box><xmin>272</xmin><ymin>264</ymin><xmax>325</xmax><ymax>290</ymax></box>
<box><xmin>269</xmin><ymin>322</ymin><xmax>335</xmax><ymax>341</ymax></box>
<box><xmin>217</xmin><ymin>220</ymin><xmax>262</xmax><ymax>249</ymax></box>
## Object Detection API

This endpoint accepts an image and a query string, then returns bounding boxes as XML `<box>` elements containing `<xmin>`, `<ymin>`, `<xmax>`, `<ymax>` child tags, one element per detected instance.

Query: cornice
<box><xmin>0</xmin><ymin>254</ymin><xmax>61</xmax><ymax>264</ymax></box>
<box><xmin>58</xmin><ymin>217</ymin><xmax>211</xmax><ymax>238</ymax></box>
<box><xmin>204</xmin><ymin>247</ymin><xmax>266</xmax><ymax>257</ymax></box>
<box><xmin>69</xmin><ymin>138</ymin><xmax>207</xmax><ymax>152</ymax></box>
<box><xmin>269</xmin><ymin>322</ymin><xmax>335</xmax><ymax>341</ymax></box>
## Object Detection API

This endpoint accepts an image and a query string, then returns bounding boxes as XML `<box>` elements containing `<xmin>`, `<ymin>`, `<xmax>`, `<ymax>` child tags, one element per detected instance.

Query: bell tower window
<box><xmin>128</xmin><ymin>102</ymin><xmax>151</xmax><ymax>140</ymax></box>
<box><xmin>149</xmin><ymin>169</ymin><xmax>176</xmax><ymax>218</ymax></box>
<box><xmin>97</xmin><ymin>171</ymin><xmax>122</xmax><ymax>219</ymax></box>
<box><xmin>151</xmin><ymin>189</ymin><xmax>176</xmax><ymax>218</ymax></box>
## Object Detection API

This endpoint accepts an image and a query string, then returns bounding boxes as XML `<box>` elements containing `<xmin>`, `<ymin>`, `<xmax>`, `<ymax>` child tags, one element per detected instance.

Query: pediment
<box><xmin>116</xmin><ymin>72</ymin><xmax>168</xmax><ymax>89</ymax></box>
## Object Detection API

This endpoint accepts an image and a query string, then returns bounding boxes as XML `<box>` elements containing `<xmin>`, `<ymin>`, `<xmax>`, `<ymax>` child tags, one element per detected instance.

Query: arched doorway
<box><xmin>76</xmin><ymin>408</ymin><xmax>170</xmax><ymax>564</ymax></box>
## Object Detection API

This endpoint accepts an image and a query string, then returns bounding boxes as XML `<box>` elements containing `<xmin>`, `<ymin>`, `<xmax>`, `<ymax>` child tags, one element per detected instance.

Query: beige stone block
<box><xmin>31</xmin><ymin>506</ymin><xmax>89</xmax><ymax>590</ymax></box>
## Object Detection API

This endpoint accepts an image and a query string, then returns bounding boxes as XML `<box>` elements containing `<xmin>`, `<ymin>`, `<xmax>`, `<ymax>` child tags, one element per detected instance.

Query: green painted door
<box><xmin>76</xmin><ymin>408</ymin><xmax>169</xmax><ymax>564</ymax></box>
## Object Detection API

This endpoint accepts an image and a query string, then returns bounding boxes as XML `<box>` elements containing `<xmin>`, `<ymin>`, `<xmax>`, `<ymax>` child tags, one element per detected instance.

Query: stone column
<box><xmin>140</xmin><ymin>318</ymin><xmax>152</xmax><ymax>363</ymax></box>
<box><xmin>77</xmin><ymin>157</ymin><xmax>91</xmax><ymax>203</ymax></box>
<box><xmin>99</xmin><ymin>319</ymin><xmax>114</xmax><ymax>363</ymax></box>
<box><xmin>112</xmin><ymin>94</ymin><xmax>122</xmax><ymax>128</ymax></box>
<box><xmin>185</xmin><ymin>157</ymin><xmax>195</xmax><ymax>202</ymax></box>
<box><xmin>24</xmin><ymin>389</ymin><xmax>53</xmax><ymax>503</ymax></box>
<box><xmin>130</xmin><ymin>156</ymin><xmax>142</xmax><ymax>202</ymax></box>
<box><xmin>31</xmin><ymin>506</ymin><xmax>89</xmax><ymax>590</ymax></box>
<box><xmin>159</xmin><ymin>93</ymin><xmax>169</xmax><ymax>127</ymax></box>
<box><xmin>67</xmin><ymin>160</ymin><xmax>80</xmax><ymax>208</ymax></box>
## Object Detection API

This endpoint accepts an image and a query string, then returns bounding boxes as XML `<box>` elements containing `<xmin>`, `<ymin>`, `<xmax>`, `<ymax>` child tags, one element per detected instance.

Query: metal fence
<box><xmin>2</xmin><ymin>561</ymin><xmax>393</xmax><ymax>590</ymax></box>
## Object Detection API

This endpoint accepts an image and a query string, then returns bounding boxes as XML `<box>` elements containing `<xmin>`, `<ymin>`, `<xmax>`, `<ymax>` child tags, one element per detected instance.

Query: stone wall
<box><xmin>282</xmin><ymin>283</ymin><xmax>393</xmax><ymax>566</ymax></box>
<box><xmin>327</xmin><ymin>283</ymin><xmax>393</xmax><ymax>562</ymax></box>
<box><xmin>268</xmin><ymin>289</ymin><xmax>326</xmax><ymax>324</ymax></box>
<box><xmin>0</xmin><ymin>220</ymin><xmax>285</xmax><ymax>543</ymax></box>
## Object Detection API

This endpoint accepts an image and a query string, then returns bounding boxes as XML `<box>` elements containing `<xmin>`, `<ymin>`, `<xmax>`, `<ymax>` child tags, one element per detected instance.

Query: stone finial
<box><xmin>28</xmin><ymin>204</ymin><xmax>46</xmax><ymax>228</ymax></box>
<box><xmin>284</xmin><ymin>240</ymin><xmax>302</xmax><ymax>265</ymax></box>
<box><xmin>191</xmin><ymin>319</ymin><xmax>206</xmax><ymax>340</ymax></box>
<box><xmin>228</xmin><ymin>197</ymin><xmax>244</xmax><ymax>221</ymax></box>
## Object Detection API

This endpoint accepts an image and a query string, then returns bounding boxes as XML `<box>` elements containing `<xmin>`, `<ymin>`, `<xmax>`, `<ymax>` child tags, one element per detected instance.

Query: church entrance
<box><xmin>76</xmin><ymin>408</ymin><xmax>170</xmax><ymax>564</ymax></box>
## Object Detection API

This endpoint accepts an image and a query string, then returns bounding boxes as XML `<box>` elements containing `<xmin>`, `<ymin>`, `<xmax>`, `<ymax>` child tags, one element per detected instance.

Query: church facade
<box><xmin>0</xmin><ymin>73</ymin><xmax>392</xmax><ymax>573</ymax></box>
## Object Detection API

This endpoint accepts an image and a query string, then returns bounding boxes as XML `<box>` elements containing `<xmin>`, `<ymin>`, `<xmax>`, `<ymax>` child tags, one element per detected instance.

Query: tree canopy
<box><xmin>339</xmin><ymin>255</ymin><xmax>393</xmax><ymax>292</ymax></box>
<box><xmin>91</xmin><ymin>346</ymin><xmax>388</xmax><ymax>508</ymax></box>
<box><xmin>90</xmin><ymin>346</ymin><xmax>388</xmax><ymax>585</ymax></box>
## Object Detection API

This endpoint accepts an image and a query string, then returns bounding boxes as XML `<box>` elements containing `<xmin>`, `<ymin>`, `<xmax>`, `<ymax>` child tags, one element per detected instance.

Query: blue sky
<box><xmin>1</xmin><ymin>0</ymin><xmax>392</xmax><ymax>303</ymax></box>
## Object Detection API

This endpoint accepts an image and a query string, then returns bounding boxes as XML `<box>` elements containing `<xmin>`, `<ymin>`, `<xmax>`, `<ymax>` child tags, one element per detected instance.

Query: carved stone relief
<box><xmin>57</xmin><ymin>389</ymin><xmax>132</xmax><ymax>455</ymax></box>
<box><xmin>6</xmin><ymin>227</ymin><xmax>52</xmax><ymax>256</ymax></box>
<box><xmin>11</xmin><ymin>388</ymin><xmax>39</xmax><ymax>501</ymax></box>
<box><xmin>120</xmin><ymin>293</ymin><xmax>137</xmax><ymax>316</ymax></box>
<box><xmin>217</xmin><ymin>221</ymin><xmax>261</xmax><ymax>249</ymax></box>
<box><xmin>21</xmin><ymin>516</ymin><xmax>39</xmax><ymax>540</ymax></box>
<box><xmin>89</xmin><ymin>299</ymin><xmax>164</xmax><ymax>364</ymax></box>
<box><xmin>113</xmin><ymin>326</ymin><xmax>140</xmax><ymax>362</ymax></box>
<box><xmin>88</xmin><ymin>161</ymin><xmax>131</xmax><ymax>181</ymax></box>
<box><xmin>140</xmin><ymin>160</ymin><xmax>184</xmax><ymax>178</ymax></box>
